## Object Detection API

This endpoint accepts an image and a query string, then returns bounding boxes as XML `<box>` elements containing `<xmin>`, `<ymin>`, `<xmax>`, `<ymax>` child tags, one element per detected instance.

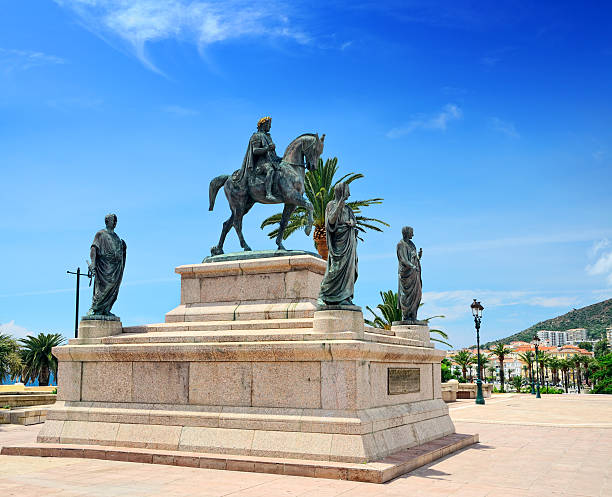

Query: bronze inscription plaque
<box><xmin>387</xmin><ymin>368</ymin><xmax>420</xmax><ymax>395</ymax></box>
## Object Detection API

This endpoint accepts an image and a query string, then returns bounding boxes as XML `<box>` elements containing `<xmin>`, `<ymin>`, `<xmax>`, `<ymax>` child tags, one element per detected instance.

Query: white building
<box><xmin>607</xmin><ymin>327</ymin><xmax>612</xmax><ymax>348</ymax></box>
<box><xmin>537</xmin><ymin>330</ymin><xmax>568</xmax><ymax>347</ymax></box>
<box><xmin>566</xmin><ymin>328</ymin><xmax>587</xmax><ymax>342</ymax></box>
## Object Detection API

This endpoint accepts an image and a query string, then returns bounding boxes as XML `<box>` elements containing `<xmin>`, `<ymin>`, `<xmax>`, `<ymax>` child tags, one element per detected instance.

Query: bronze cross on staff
<box><xmin>66</xmin><ymin>267</ymin><xmax>92</xmax><ymax>338</ymax></box>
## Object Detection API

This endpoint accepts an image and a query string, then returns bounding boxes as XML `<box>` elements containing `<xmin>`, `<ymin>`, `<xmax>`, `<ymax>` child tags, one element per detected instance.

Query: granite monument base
<box><xmin>30</xmin><ymin>254</ymin><xmax>474</xmax><ymax>480</ymax></box>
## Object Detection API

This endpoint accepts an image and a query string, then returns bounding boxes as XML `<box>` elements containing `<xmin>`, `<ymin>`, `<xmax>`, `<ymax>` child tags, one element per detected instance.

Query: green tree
<box><xmin>261</xmin><ymin>157</ymin><xmax>388</xmax><ymax>258</ymax></box>
<box><xmin>510</xmin><ymin>375</ymin><xmax>523</xmax><ymax>392</ymax></box>
<box><xmin>365</xmin><ymin>291</ymin><xmax>451</xmax><ymax>347</ymax></box>
<box><xmin>594</xmin><ymin>339</ymin><xmax>609</xmax><ymax>359</ymax></box>
<box><xmin>19</xmin><ymin>333</ymin><xmax>65</xmax><ymax>386</ymax></box>
<box><xmin>590</xmin><ymin>353</ymin><xmax>612</xmax><ymax>394</ymax></box>
<box><xmin>518</xmin><ymin>351</ymin><xmax>535</xmax><ymax>390</ymax></box>
<box><xmin>453</xmin><ymin>350</ymin><xmax>475</xmax><ymax>380</ymax></box>
<box><xmin>0</xmin><ymin>333</ymin><xmax>22</xmax><ymax>382</ymax></box>
<box><xmin>441</xmin><ymin>358</ymin><xmax>455</xmax><ymax>382</ymax></box>
<box><xmin>577</xmin><ymin>341</ymin><xmax>593</xmax><ymax>351</ymax></box>
<box><xmin>490</xmin><ymin>343</ymin><xmax>511</xmax><ymax>392</ymax></box>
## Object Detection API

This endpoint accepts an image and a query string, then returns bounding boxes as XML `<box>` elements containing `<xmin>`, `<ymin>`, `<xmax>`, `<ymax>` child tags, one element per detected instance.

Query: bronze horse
<box><xmin>208</xmin><ymin>133</ymin><xmax>325</xmax><ymax>255</ymax></box>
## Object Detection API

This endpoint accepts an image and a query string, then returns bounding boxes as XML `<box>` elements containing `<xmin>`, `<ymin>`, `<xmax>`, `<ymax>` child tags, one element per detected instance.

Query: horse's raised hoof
<box><xmin>211</xmin><ymin>246</ymin><xmax>224</xmax><ymax>256</ymax></box>
<box><xmin>305</xmin><ymin>225</ymin><xmax>312</xmax><ymax>237</ymax></box>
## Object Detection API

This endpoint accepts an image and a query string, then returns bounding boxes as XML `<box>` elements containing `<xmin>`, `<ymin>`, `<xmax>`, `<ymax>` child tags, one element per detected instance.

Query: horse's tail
<box><xmin>209</xmin><ymin>175</ymin><xmax>229</xmax><ymax>211</ymax></box>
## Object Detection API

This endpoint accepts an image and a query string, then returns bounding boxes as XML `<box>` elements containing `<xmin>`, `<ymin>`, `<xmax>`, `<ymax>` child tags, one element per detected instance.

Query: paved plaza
<box><xmin>0</xmin><ymin>394</ymin><xmax>610</xmax><ymax>497</ymax></box>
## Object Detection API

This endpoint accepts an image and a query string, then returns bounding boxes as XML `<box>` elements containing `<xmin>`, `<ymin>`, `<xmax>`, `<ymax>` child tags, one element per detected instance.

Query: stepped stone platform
<box><xmin>13</xmin><ymin>253</ymin><xmax>476</xmax><ymax>481</ymax></box>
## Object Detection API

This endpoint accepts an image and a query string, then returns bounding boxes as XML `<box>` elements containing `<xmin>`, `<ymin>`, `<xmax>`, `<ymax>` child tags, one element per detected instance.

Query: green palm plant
<box><xmin>510</xmin><ymin>374</ymin><xmax>523</xmax><ymax>392</ymax></box>
<box><xmin>490</xmin><ymin>343</ymin><xmax>511</xmax><ymax>392</ymax></box>
<box><xmin>453</xmin><ymin>350</ymin><xmax>475</xmax><ymax>380</ymax></box>
<box><xmin>0</xmin><ymin>333</ymin><xmax>22</xmax><ymax>382</ymax></box>
<box><xmin>365</xmin><ymin>291</ymin><xmax>451</xmax><ymax>347</ymax></box>
<box><xmin>260</xmin><ymin>157</ymin><xmax>388</xmax><ymax>258</ymax></box>
<box><xmin>478</xmin><ymin>353</ymin><xmax>492</xmax><ymax>382</ymax></box>
<box><xmin>518</xmin><ymin>351</ymin><xmax>535</xmax><ymax>391</ymax></box>
<box><xmin>19</xmin><ymin>333</ymin><xmax>65</xmax><ymax>386</ymax></box>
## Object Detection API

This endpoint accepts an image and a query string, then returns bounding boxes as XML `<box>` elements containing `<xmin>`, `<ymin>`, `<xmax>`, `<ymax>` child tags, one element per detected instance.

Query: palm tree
<box><xmin>548</xmin><ymin>356</ymin><xmax>560</xmax><ymax>385</ymax></box>
<box><xmin>518</xmin><ymin>351</ymin><xmax>535</xmax><ymax>393</ymax></box>
<box><xmin>0</xmin><ymin>333</ymin><xmax>22</xmax><ymax>382</ymax></box>
<box><xmin>570</xmin><ymin>354</ymin><xmax>582</xmax><ymax>393</ymax></box>
<box><xmin>260</xmin><ymin>157</ymin><xmax>388</xmax><ymax>258</ymax></box>
<box><xmin>365</xmin><ymin>291</ymin><xmax>451</xmax><ymax>346</ymax></box>
<box><xmin>491</xmin><ymin>343</ymin><xmax>511</xmax><ymax>392</ymax></box>
<box><xmin>478</xmin><ymin>353</ymin><xmax>492</xmax><ymax>382</ymax></box>
<box><xmin>580</xmin><ymin>356</ymin><xmax>595</xmax><ymax>387</ymax></box>
<box><xmin>559</xmin><ymin>358</ymin><xmax>570</xmax><ymax>393</ymax></box>
<box><xmin>453</xmin><ymin>350</ymin><xmax>474</xmax><ymax>380</ymax></box>
<box><xmin>510</xmin><ymin>375</ymin><xmax>523</xmax><ymax>392</ymax></box>
<box><xmin>19</xmin><ymin>333</ymin><xmax>65</xmax><ymax>386</ymax></box>
<box><xmin>487</xmin><ymin>366</ymin><xmax>496</xmax><ymax>383</ymax></box>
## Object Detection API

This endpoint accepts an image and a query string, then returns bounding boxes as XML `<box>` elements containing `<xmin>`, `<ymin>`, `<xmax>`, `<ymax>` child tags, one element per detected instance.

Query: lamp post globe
<box><xmin>471</xmin><ymin>299</ymin><xmax>485</xmax><ymax>405</ymax></box>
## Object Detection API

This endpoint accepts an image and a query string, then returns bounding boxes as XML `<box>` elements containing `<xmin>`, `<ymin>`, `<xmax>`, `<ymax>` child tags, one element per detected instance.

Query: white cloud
<box><xmin>162</xmin><ymin>105</ymin><xmax>199</xmax><ymax>116</ymax></box>
<box><xmin>0</xmin><ymin>48</ymin><xmax>66</xmax><ymax>72</ymax></box>
<box><xmin>586</xmin><ymin>240</ymin><xmax>612</xmax><ymax>285</ymax></box>
<box><xmin>0</xmin><ymin>321</ymin><xmax>33</xmax><ymax>340</ymax></box>
<box><xmin>55</xmin><ymin>0</ymin><xmax>308</xmax><ymax>73</ymax></box>
<box><xmin>421</xmin><ymin>289</ymin><xmax>580</xmax><ymax>322</ymax></box>
<box><xmin>387</xmin><ymin>104</ymin><xmax>462</xmax><ymax>138</ymax></box>
<box><xmin>490</xmin><ymin>117</ymin><xmax>519</xmax><ymax>138</ymax></box>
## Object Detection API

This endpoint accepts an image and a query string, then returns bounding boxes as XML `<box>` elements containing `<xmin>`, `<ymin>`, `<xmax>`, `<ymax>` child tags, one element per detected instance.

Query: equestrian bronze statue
<box><xmin>208</xmin><ymin>117</ymin><xmax>325</xmax><ymax>256</ymax></box>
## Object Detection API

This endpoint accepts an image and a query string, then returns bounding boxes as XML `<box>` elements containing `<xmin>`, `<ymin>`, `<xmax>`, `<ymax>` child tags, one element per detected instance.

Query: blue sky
<box><xmin>1</xmin><ymin>0</ymin><xmax>611</xmax><ymax>348</ymax></box>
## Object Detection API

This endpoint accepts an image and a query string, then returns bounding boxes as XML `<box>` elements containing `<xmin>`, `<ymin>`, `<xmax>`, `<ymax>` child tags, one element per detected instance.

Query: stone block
<box><xmin>252</xmin><ymin>362</ymin><xmax>321</xmax><ymax>408</ymax></box>
<box><xmin>284</xmin><ymin>269</ymin><xmax>323</xmax><ymax>300</ymax></box>
<box><xmin>82</xmin><ymin>362</ymin><xmax>132</xmax><ymax>403</ymax></box>
<box><xmin>78</xmin><ymin>319</ymin><xmax>122</xmax><ymax>339</ymax></box>
<box><xmin>57</xmin><ymin>361</ymin><xmax>82</xmax><ymax>402</ymax></box>
<box><xmin>116</xmin><ymin>424</ymin><xmax>181</xmax><ymax>450</ymax></box>
<box><xmin>181</xmin><ymin>277</ymin><xmax>200</xmax><ymax>305</ymax></box>
<box><xmin>132</xmin><ymin>362</ymin><xmax>188</xmax><ymax>404</ymax></box>
<box><xmin>179</xmin><ymin>426</ymin><xmax>254</xmax><ymax>455</ymax></box>
<box><xmin>313</xmin><ymin>309</ymin><xmax>365</xmax><ymax>338</ymax></box>
<box><xmin>37</xmin><ymin>419</ymin><xmax>65</xmax><ymax>443</ymax></box>
<box><xmin>189</xmin><ymin>362</ymin><xmax>252</xmax><ymax>406</ymax></box>
<box><xmin>59</xmin><ymin>420</ymin><xmax>119</xmax><ymax>445</ymax></box>
<box><xmin>321</xmin><ymin>361</ymin><xmax>357</xmax><ymax>410</ymax></box>
<box><xmin>391</xmin><ymin>323</ymin><xmax>430</xmax><ymax>344</ymax></box>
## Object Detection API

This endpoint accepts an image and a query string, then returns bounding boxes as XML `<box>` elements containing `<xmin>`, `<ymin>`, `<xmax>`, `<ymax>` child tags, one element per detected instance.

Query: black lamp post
<box><xmin>471</xmin><ymin>299</ymin><xmax>485</xmax><ymax>405</ymax></box>
<box><xmin>531</xmin><ymin>334</ymin><xmax>541</xmax><ymax>398</ymax></box>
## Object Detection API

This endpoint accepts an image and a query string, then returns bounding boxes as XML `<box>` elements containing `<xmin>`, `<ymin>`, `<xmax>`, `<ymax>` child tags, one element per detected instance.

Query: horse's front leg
<box><xmin>294</xmin><ymin>194</ymin><xmax>314</xmax><ymax>237</ymax></box>
<box><xmin>276</xmin><ymin>203</ymin><xmax>296</xmax><ymax>251</ymax></box>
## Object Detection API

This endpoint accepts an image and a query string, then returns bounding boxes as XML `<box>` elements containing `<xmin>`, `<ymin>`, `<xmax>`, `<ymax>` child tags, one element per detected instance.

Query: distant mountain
<box><xmin>482</xmin><ymin>298</ymin><xmax>612</xmax><ymax>349</ymax></box>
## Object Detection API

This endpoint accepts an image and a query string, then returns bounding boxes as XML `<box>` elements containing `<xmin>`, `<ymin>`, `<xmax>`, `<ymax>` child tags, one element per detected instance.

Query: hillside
<box><xmin>483</xmin><ymin>298</ymin><xmax>612</xmax><ymax>348</ymax></box>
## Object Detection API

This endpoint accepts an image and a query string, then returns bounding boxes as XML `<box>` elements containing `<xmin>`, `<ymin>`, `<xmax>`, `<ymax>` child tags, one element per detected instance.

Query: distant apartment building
<box><xmin>537</xmin><ymin>330</ymin><xmax>568</xmax><ymax>347</ymax></box>
<box><xmin>607</xmin><ymin>327</ymin><xmax>612</xmax><ymax>348</ymax></box>
<box><xmin>566</xmin><ymin>328</ymin><xmax>587</xmax><ymax>343</ymax></box>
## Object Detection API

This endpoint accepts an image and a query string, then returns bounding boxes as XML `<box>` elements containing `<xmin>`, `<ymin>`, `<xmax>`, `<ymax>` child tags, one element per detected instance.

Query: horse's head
<box><xmin>304</xmin><ymin>133</ymin><xmax>325</xmax><ymax>171</ymax></box>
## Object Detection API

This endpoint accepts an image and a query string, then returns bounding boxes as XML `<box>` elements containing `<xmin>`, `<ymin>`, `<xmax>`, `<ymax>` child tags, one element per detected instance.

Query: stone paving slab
<box><xmin>0</xmin><ymin>394</ymin><xmax>611</xmax><ymax>496</ymax></box>
<box><xmin>0</xmin><ymin>432</ymin><xmax>478</xmax><ymax>483</ymax></box>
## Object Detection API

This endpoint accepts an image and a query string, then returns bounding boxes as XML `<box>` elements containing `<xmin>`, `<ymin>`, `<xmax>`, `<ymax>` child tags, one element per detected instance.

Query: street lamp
<box><xmin>531</xmin><ymin>334</ymin><xmax>541</xmax><ymax>398</ymax></box>
<box><xmin>471</xmin><ymin>299</ymin><xmax>485</xmax><ymax>405</ymax></box>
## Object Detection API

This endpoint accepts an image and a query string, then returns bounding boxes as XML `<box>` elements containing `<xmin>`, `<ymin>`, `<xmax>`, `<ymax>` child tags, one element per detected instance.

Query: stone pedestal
<box><xmin>74</xmin><ymin>318</ymin><xmax>122</xmax><ymax>343</ymax></box>
<box><xmin>391</xmin><ymin>323</ymin><xmax>431</xmax><ymax>346</ymax></box>
<box><xmin>35</xmin><ymin>253</ymin><xmax>470</xmax><ymax>478</ymax></box>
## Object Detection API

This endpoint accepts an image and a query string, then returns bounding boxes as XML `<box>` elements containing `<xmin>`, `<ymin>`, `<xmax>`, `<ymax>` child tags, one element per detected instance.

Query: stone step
<box><xmin>123</xmin><ymin>318</ymin><xmax>314</xmax><ymax>335</ymax></box>
<box><xmin>102</xmin><ymin>330</ymin><xmax>356</xmax><ymax>344</ymax></box>
<box><xmin>1</xmin><ymin>433</ymin><xmax>478</xmax><ymax>483</ymax></box>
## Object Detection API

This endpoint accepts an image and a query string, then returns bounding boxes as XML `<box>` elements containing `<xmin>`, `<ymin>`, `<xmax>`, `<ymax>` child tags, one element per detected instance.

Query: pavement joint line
<box><xmin>449</xmin><ymin>419</ymin><xmax>612</xmax><ymax>428</ymax></box>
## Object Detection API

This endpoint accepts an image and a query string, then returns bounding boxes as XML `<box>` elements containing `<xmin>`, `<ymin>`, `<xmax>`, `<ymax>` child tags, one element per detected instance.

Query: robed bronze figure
<box><xmin>86</xmin><ymin>214</ymin><xmax>126</xmax><ymax>320</ymax></box>
<box><xmin>397</xmin><ymin>226</ymin><xmax>422</xmax><ymax>322</ymax></box>
<box><xmin>318</xmin><ymin>182</ymin><xmax>358</xmax><ymax>306</ymax></box>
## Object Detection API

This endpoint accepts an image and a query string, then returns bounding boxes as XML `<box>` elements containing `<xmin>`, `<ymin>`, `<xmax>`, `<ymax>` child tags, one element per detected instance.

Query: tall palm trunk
<box><xmin>38</xmin><ymin>365</ymin><xmax>50</xmax><ymax>387</ymax></box>
<box><xmin>499</xmin><ymin>359</ymin><xmax>505</xmax><ymax>393</ymax></box>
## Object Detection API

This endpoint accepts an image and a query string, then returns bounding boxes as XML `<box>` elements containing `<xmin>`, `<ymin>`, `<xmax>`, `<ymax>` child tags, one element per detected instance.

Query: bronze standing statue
<box><xmin>86</xmin><ymin>214</ymin><xmax>126</xmax><ymax>320</ymax></box>
<box><xmin>397</xmin><ymin>226</ymin><xmax>422</xmax><ymax>322</ymax></box>
<box><xmin>318</xmin><ymin>182</ymin><xmax>358</xmax><ymax>307</ymax></box>
<box><xmin>209</xmin><ymin>117</ymin><xmax>325</xmax><ymax>255</ymax></box>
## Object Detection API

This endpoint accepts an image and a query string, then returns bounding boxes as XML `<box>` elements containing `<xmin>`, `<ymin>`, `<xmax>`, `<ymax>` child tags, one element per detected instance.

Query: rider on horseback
<box><xmin>233</xmin><ymin>116</ymin><xmax>281</xmax><ymax>202</ymax></box>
